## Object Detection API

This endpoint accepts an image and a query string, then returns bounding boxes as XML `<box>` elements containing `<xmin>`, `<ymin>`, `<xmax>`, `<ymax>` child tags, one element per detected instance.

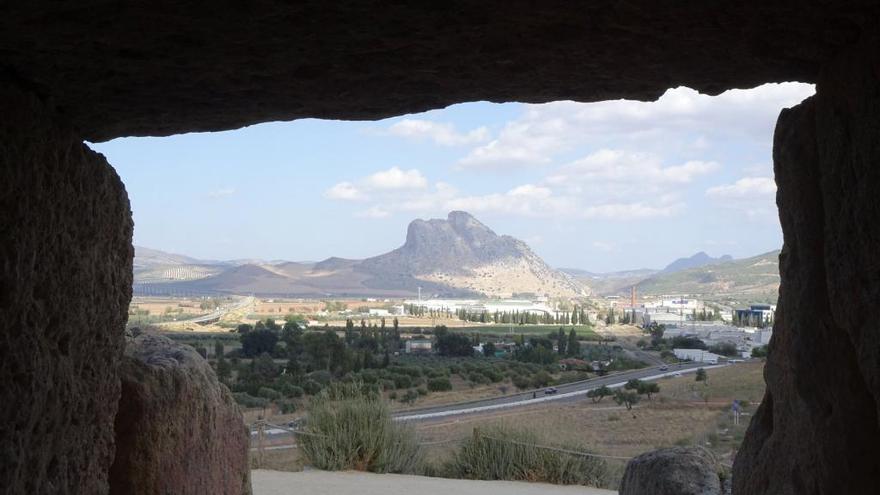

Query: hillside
<box><xmin>661</xmin><ymin>251</ymin><xmax>733</xmax><ymax>273</ymax></box>
<box><xmin>636</xmin><ymin>250</ymin><xmax>780</xmax><ymax>302</ymax></box>
<box><xmin>133</xmin><ymin>212</ymin><xmax>587</xmax><ymax>298</ymax></box>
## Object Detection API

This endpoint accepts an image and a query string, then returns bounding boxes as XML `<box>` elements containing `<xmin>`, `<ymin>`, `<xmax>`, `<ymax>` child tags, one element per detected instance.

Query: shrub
<box><xmin>391</xmin><ymin>374</ymin><xmax>413</xmax><ymax>389</ymax></box>
<box><xmin>427</xmin><ymin>377</ymin><xmax>453</xmax><ymax>392</ymax></box>
<box><xmin>299</xmin><ymin>383</ymin><xmax>422</xmax><ymax>473</ymax></box>
<box><xmin>531</xmin><ymin>370</ymin><xmax>553</xmax><ymax>388</ymax></box>
<box><xmin>441</xmin><ymin>425</ymin><xmax>608</xmax><ymax>487</ymax></box>
<box><xmin>303</xmin><ymin>380</ymin><xmax>322</xmax><ymax>395</ymax></box>
<box><xmin>468</xmin><ymin>372</ymin><xmax>490</xmax><ymax>385</ymax></box>
<box><xmin>278</xmin><ymin>399</ymin><xmax>297</xmax><ymax>414</ymax></box>
<box><xmin>512</xmin><ymin>375</ymin><xmax>532</xmax><ymax>390</ymax></box>
<box><xmin>417</xmin><ymin>387</ymin><xmax>428</xmax><ymax>396</ymax></box>
<box><xmin>379</xmin><ymin>379</ymin><xmax>397</xmax><ymax>391</ymax></box>
<box><xmin>257</xmin><ymin>386</ymin><xmax>282</xmax><ymax>400</ymax></box>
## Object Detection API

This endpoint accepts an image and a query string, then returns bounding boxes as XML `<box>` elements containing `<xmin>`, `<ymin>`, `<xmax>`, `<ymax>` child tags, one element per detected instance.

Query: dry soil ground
<box><xmin>251</xmin><ymin>470</ymin><xmax>617</xmax><ymax>495</ymax></box>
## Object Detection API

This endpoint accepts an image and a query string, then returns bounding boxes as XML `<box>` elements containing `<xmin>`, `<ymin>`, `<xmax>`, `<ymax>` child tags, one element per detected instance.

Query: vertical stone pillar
<box><xmin>0</xmin><ymin>85</ymin><xmax>133</xmax><ymax>493</ymax></box>
<box><xmin>734</xmin><ymin>37</ymin><xmax>880</xmax><ymax>493</ymax></box>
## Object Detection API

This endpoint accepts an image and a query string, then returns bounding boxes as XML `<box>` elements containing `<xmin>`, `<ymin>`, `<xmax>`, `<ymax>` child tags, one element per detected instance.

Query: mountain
<box><xmin>560</xmin><ymin>267</ymin><xmax>659</xmax><ymax>296</ymax></box>
<box><xmin>133</xmin><ymin>246</ymin><xmax>205</xmax><ymax>269</ymax></box>
<box><xmin>661</xmin><ymin>251</ymin><xmax>733</xmax><ymax>273</ymax></box>
<box><xmin>133</xmin><ymin>211</ymin><xmax>588</xmax><ymax>298</ymax></box>
<box><xmin>636</xmin><ymin>250</ymin><xmax>780</xmax><ymax>302</ymax></box>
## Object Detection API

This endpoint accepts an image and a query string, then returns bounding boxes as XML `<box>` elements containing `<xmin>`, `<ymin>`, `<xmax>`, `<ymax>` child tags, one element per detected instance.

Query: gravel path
<box><xmin>252</xmin><ymin>470</ymin><xmax>616</xmax><ymax>495</ymax></box>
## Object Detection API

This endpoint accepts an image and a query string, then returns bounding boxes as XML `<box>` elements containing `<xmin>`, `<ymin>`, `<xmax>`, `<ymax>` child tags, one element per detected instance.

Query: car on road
<box><xmin>544</xmin><ymin>387</ymin><xmax>558</xmax><ymax>395</ymax></box>
<box><xmin>660</xmin><ymin>365</ymin><xmax>669</xmax><ymax>371</ymax></box>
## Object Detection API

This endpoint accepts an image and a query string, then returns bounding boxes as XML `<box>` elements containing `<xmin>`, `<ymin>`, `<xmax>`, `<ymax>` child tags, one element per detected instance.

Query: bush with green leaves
<box><xmin>299</xmin><ymin>382</ymin><xmax>423</xmax><ymax>473</ymax></box>
<box><xmin>257</xmin><ymin>386</ymin><xmax>282</xmax><ymax>400</ymax></box>
<box><xmin>441</xmin><ymin>425</ymin><xmax>609</xmax><ymax>487</ymax></box>
<box><xmin>278</xmin><ymin>399</ymin><xmax>297</xmax><ymax>414</ymax></box>
<box><xmin>302</xmin><ymin>379</ymin><xmax>322</xmax><ymax>395</ymax></box>
<box><xmin>427</xmin><ymin>377</ymin><xmax>453</xmax><ymax>392</ymax></box>
<box><xmin>390</xmin><ymin>373</ymin><xmax>413</xmax><ymax>389</ymax></box>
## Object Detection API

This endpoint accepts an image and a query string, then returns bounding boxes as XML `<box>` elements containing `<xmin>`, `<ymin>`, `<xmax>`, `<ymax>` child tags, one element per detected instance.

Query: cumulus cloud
<box><xmin>386</xmin><ymin>119</ymin><xmax>489</xmax><ymax>146</ymax></box>
<box><xmin>706</xmin><ymin>177</ymin><xmax>777</xmax><ymax>199</ymax></box>
<box><xmin>208</xmin><ymin>187</ymin><xmax>236</xmax><ymax>198</ymax></box>
<box><xmin>457</xmin><ymin>83</ymin><xmax>814</xmax><ymax>169</ymax></box>
<box><xmin>363</xmin><ymin>166</ymin><xmax>428</xmax><ymax>190</ymax></box>
<box><xmin>548</xmin><ymin>149</ymin><xmax>718</xmax><ymax>187</ymax></box>
<box><xmin>323</xmin><ymin>181</ymin><xmax>365</xmax><ymax>201</ymax></box>
<box><xmin>706</xmin><ymin>176</ymin><xmax>778</xmax><ymax>220</ymax></box>
<box><xmin>325</xmin><ymin>167</ymin><xmax>427</xmax><ymax>202</ymax></box>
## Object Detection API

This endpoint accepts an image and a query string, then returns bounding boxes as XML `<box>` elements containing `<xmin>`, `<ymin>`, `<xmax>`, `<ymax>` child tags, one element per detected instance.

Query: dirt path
<box><xmin>252</xmin><ymin>470</ymin><xmax>617</xmax><ymax>495</ymax></box>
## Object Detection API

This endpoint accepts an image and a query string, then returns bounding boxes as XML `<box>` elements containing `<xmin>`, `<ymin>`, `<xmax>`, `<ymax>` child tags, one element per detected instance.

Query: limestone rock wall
<box><xmin>0</xmin><ymin>85</ymin><xmax>133</xmax><ymax>493</ymax></box>
<box><xmin>109</xmin><ymin>333</ymin><xmax>251</xmax><ymax>495</ymax></box>
<box><xmin>733</xmin><ymin>36</ymin><xmax>880</xmax><ymax>494</ymax></box>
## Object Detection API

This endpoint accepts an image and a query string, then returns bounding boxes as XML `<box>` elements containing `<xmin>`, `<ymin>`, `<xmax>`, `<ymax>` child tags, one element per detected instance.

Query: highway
<box><xmin>255</xmin><ymin>361</ymin><xmax>730</xmax><ymax>440</ymax></box>
<box><xmin>164</xmin><ymin>296</ymin><xmax>255</xmax><ymax>326</ymax></box>
<box><xmin>393</xmin><ymin>362</ymin><xmax>726</xmax><ymax>422</ymax></box>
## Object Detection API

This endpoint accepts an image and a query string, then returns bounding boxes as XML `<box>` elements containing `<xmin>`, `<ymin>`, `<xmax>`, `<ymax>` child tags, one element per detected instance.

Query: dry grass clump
<box><xmin>439</xmin><ymin>425</ymin><xmax>609</xmax><ymax>488</ymax></box>
<box><xmin>299</xmin><ymin>382</ymin><xmax>423</xmax><ymax>474</ymax></box>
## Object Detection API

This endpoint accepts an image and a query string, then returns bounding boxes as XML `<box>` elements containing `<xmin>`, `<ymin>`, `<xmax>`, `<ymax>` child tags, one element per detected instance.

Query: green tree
<box><xmin>240</xmin><ymin>329</ymin><xmax>278</xmax><ymax>357</ymax></box>
<box><xmin>557</xmin><ymin>328</ymin><xmax>567</xmax><ymax>355</ymax></box>
<box><xmin>567</xmin><ymin>329</ymin><xmax>580</xmax><ymax>357</ymax></box>
<box><xmin>587</xmin><ymin>385</ymin><xmax>611</xmax><ymax>403</ymax></box>
<box><xmin>482</xmin><ymin>341</ymin><xmax>497</xmax><ymax>357</ymax></box>
<box><xmin>214</xmin><ymin>341</ymin><xmax>225</xmax><ymax>358</ymax></box>
<box><xmin>640</xmin><ymin>382</ymin><xmax>660</xmax><ymax>400</ymax></box>
<box><xmin>613</xmin><ymin>389</ymin><xmax>640</xmax><ymax>410</ymax></box>
<box><xmin>751</xmin><ymin>345</ymin><xmax>769</xmax><ymax>358</ymax></box>
<box><xmin>695</xmin><ymin>368</ymin><xmax>708</xmax><ymax>384</ymax></box>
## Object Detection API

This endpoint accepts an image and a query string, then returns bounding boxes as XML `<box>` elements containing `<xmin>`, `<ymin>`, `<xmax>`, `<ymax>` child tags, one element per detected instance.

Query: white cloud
<box><xmin>582</xmin><ymin>200</ymin><xmax>683</xmax><ymax>220</ymax></box>
<box><xmin>706</xmin><ymin>177</ymin><xmax>777</xmax><ymax>199</ymax></box>
<box><xmin>363</xmin><ymin>166</ymin><xmax>428</xmax><ymax>190</ymax></box>
<box><xmin>457</xmin><ymin>83</ymin><xmax>814</xmax><ymax>170</ymax></box>
<box><xmin>325</xmin><ymin>167</ymin><xmax>427</xmax><ymax>203</ymax></box>
<box><xmin>706</xmin><ymin>176</ymin><xmax>778</xmax><ymax>220</ymax></box>
<box><xmin>549</xmin><ymin>149</ymin><xmax>718</xmax><ymax>187</ymax></box>
<box><xmin>208</xmin><ymin>187</ymin><xmax>236</xmax><ymax>198</ymax></box>
<box><xmin>323</xmin><ymin>181</ymin><xmax>365</xmax><ymax>201</ymax></box>
<box><xmin>386</xmin><ymin>119</ymin><xmax>490</xmax><ymax>146</ymax></box>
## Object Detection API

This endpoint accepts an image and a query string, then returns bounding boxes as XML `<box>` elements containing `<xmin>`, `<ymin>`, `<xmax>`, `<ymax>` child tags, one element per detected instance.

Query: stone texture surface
<box><xmin>1</xmin><ymin>2</ymin><xmax>877</xmax><ymax>141</ymax></box>
<box><xmin>619</xmin><ymin>447</ymin><xmax>721</xmax><ymax>495</ymax></box>
<box><xmin>109</xmin><ymin>332</ymin><xmax>251</xmax><ymax>495</ymax></box>
<box><xmin>0</xmin><ymin>84</ymin><xmax>133</xmax><ymax>493</ymax></box>
<box><xmin>733</xmin><ymin>35</ymin><xmax>880</xmax><ymax>494</ymax></box>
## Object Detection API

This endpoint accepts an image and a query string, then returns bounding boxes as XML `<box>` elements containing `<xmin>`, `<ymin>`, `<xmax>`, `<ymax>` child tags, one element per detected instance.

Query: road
<box><xmin>393</xmin><ymin>362</ymin><xmax>725</xmax><ymax>422</ymax></box>
<box><xmin>163</xmin><ymin>296</ymin><xmax>254</xmax><ymax>326</ymax></box>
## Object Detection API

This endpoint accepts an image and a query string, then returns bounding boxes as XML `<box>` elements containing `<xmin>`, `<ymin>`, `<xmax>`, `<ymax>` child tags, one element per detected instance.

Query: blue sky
<box><xmin>92</xmin><ymin>83</ymin><xmax>814</xmax><ymax>272</ymax></box>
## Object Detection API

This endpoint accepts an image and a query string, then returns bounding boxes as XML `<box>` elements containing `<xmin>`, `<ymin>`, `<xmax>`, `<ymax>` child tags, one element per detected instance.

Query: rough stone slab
<box><xmin>619</xmin><ymin>447</ymin><xmax>720</xmax><ymax>495</ymax></box>
<box><xmin>0</xmin><ymin>84</ymin><xmax>133</xmax><ymax>493</ymax></box>
<box><xmin>733</xmin><ymin>34</ymin><xmax>880</xmax><ymax>494</ymax></box>
<box><xmin>0</xmin><ymin>2</ymin><xmax>877</xmax><ymax>140</ymax></box>
<box><xmin>109</xmin><ymin>333</ymin><xmax>251</xmax><ymax>495</ymax></box>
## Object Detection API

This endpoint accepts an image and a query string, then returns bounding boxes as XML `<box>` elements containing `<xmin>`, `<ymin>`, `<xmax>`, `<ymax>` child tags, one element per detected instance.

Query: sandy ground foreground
<box><xmin>252</xmin><ymin>470</ymin><xmax>617</xmax><ymax>495</ymax></box>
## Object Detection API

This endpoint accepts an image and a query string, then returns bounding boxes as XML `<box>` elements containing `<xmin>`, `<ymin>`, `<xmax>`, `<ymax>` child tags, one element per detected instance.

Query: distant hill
<box><xmin>636</xmin><ymin>250</ymin><xmax>780</xmax><ymax>301</ymax></box>
<box><xmin>560</xmin><ymin>250</ymin><xmax>779</xmax><ymax>301</ymax></box>
<box><xmin>560</xmin><ymin>267</ymin><xmax>658</xmax><ymax>296</ymax></box>
<box><xmin>133</xmin><ymin>211</ymin><xmax>587</xmax><ymax>298</ymax></box>
<box><xmin>661</xmin><ymin>251</ymin><xmax>733</xmax><ymax>273</ymax></box>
